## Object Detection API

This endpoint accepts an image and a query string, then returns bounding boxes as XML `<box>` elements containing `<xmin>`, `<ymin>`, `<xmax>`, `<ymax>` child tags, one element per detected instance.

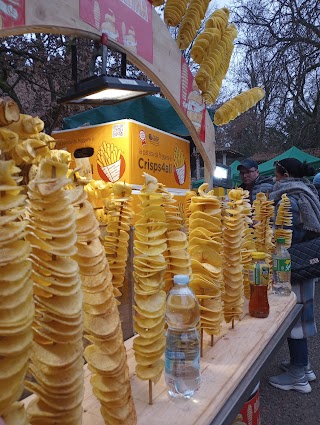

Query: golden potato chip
<box><xmin>0</xmin><ymin>331</ymin><xmax>32</xmax><ymax>357</ymax></box>
<box><xmin>0</xmin><ymin>240</ymin><xmax>30</xmax><ymax>265</ymax></box>
<box><xmin>25</xmin><ymin>381</ymin><xmax>84</xmax><ymax>411</ymax></box>
<box><xmin>133</xmin><ymin>303</ymin><xmax>166</xmax><ymax>319</ymax></box>
<box><xmin>29</xmin><ymin>357</ymin><xmax>84</xmax><ymax>384</ymax></box>
<box><xmin>134</xmin><ymin>291</ymin><xmax>166</xmax><ymax>312</ymax></box>
<box><xmin>133</xmin><ymin>312</ymin><xmax>164</xmax><ymax>329</ymax></box>
<box><xmin>90</xmin><ymin>369</ymin><xmax>129</xmax><ymax>393</ymax></box>
<box><xmin>134</xmin><ymin>351</ymin><xmax>164</xmax><ymax>366</ymax></box>
<box><xmin>0</xmin><ymin>273</ymin><xmax>31</xmax><ymax>299</ymax></box>
<box><xmin>92</xmin><ymin>385</ymin><xmax>130</xmax><ymax>405</ymax></box>
<box><xmin>84</xmin><ymin>332</ymin><xmax>123</xmax><ymax>356</ymax></box>
<box><xmin>83</xmin><ymin>309</ymin><xmax>120</xmax><ymax>338</ymax></box>
<box><xmin>31</xmin><ymin>340</ymin><xmax>83</xmax><ymax>369</ymax></box>
<box><xmin>85</xmin><ymin>345</ymin><xmax>126</xmax><ymax>376</ymax></box>
<box><xmin>100</xmin><ymin>398</ymin><xmax>136</xmax><ymax>423</ymax></box>
<box><xmin>0</xmin><ymin>193</ymin><xmax>26</xmax><ymax>212</ymax></box>
<box><xmin>0</xmin><ymin>382</ymin><xmax>24</xmax><ymax>418</ymax></box>
<box><xmin>189</xmin><ymin>245</ymin><xmax>222</xmax><ymax>267</ymax></box>
<box><xmin>0</xmin><ymin>280</ymin><xmax>32</xmax><ymax>309</ymax></box>
<box><xmin>135</xmin><ymin>359</ymin><xmax>164</xmax><ymax>381</ymax></box>
<box><xmin>34</xmin><ymin>289</ymin><xmax>82</xmax><ymax>318</ymax></box>
<box><xmin>2</xmin><ymin>401</ymin><xmax>28</xmax><ymax>425</ymax></box>
<box><xmin>0</xmin><ymin>294</ymin><xmax>34</xmax><ymax>325</ymax></box>
<box><xmin>134</xmin><ymin>243</ymin><xmax>167</xmax><ymax>256</ymax></box>
<box><xmin>133</xmin><ymin>319</ymin><xmax>165</xmax><ymax>338</ymax></box>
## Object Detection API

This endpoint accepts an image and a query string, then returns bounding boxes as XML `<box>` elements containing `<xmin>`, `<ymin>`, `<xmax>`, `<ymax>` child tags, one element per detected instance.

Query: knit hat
<box><xmin>313</xmin><ymin>172</ymin><xmax>320</xmax><ymax>185</ymax></box>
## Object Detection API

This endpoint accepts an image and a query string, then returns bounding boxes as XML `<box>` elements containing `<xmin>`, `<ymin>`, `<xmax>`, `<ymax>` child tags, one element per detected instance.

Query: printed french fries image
<box><xmin>97</xmin><ymin>141</ymin><xmax>123</xmax><ymax>182</ymax></box>
<box><xmin>173</xmin><ymin>146</ymin><xmax>186</xmax><ymax>185</ymax></box>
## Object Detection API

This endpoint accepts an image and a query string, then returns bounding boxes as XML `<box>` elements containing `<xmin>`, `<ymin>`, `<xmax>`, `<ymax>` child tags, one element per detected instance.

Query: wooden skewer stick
<box><xmin>148</xmin><ymin>380</ymin><xmax>153</xmax><ymax>405</ymax></box>
<box><xmin>211</xmin><ymin>335</ymin><xmax>214</xmax><ymax>347</ymax></box>
<box><xmin>232</xmin><ymin>318</ymin><xmax>235</xmax><ymax>329</ymax></box>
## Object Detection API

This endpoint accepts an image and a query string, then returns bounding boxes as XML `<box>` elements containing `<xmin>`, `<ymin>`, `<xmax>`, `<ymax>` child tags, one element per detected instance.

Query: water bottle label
<box><xmin>249</xmin><ymin>263</ymin><xmax>269</xmax><ymax>286</ymax></box>
<box><xmin>273</xmin><ymin>258</ymin><xmax>291</xmax><ymax>272</ymax></box>
<box><xmin>165</xmin><ymin>348</ymin><xmax>200</xmax><ymax>376</ymax></box>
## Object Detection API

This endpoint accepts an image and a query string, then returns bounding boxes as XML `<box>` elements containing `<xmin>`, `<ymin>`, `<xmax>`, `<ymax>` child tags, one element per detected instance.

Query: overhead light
<box><xmin>58</xmin><ymin>75</ymin><xmax>160</xmax><ymax>105</ymax></box>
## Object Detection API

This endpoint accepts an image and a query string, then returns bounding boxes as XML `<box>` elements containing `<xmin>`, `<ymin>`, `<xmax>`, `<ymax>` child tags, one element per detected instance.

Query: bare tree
<box><xmin>230</xmin><ymin>0</ymin><xmax>320</xmax><ymax>149</ymax></box>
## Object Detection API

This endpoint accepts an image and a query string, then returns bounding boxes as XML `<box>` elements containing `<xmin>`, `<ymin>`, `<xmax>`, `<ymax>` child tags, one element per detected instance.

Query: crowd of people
<box><xmin>238</xmin><ymin>157</ymin><xmax>320</xmax><ymax>394</ymax></box>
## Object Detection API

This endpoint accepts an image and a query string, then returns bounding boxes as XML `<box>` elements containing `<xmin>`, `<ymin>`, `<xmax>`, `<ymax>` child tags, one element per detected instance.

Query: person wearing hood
<box><xmin>313</xmin><ymin>172</ymin><xmax>320</xmax><ymax>198</ymax></box>
<box><xmin>268</xmin><ymin>158</ymin><xmax>320</xmax><ymax>394</ymax></box>
<box><xmin>237</xmin><ymin>159</ymin><xmax>273</xmax><ymax>203</ymax></box>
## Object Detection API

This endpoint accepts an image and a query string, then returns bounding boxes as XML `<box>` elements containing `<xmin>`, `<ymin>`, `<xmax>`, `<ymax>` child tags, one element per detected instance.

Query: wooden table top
<box><xmin>23</xmin><ymin>293</ymin><xmax>297</xmax><ymax>425</ymax></box>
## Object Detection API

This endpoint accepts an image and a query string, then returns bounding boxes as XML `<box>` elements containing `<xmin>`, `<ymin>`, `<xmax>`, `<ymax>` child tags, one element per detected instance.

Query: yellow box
<box><xmin>53</xmin><ymin>119</ymin><xmax>190</xmax><ymax>190</ymax></box>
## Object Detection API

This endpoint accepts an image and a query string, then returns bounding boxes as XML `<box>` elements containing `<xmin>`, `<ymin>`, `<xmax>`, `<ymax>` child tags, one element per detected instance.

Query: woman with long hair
<box><xmin>269</xmin><ymin>158</ymin><xmax>320</xmax><ymax>393</ymax></box>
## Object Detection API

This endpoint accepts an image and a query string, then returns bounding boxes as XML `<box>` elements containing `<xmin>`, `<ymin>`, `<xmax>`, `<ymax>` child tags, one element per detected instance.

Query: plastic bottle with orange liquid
<box><xmin>248</xmin><ymin>252</ymin><xmax>270</xmax><ymax>318</ymax></box>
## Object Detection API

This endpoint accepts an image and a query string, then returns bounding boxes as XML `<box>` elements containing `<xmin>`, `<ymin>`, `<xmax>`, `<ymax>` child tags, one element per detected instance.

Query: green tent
<box><xmin>63</xmin><ymin>96</ymin><xmax>191</xmax><ymax>137</ymax></box>
<box><xmin>230</xmin><ymin>159</ymin><xmax>241</xmax><ymax>185</ymax></box>
<box><xmin>258</xmin><ymin>146</ymin><xmax>320</xmax><ymax>176</ymax></box>
<box><xmin>230</xmin><ymin>146</ymin><xmax>320</xmax><ymax>184</ymax></box>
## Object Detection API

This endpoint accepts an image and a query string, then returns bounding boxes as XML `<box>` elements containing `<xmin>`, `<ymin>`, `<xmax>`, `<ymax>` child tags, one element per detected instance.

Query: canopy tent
<box><xmin>63</xmin><ymin>96</ymin><xmax>192</xmax><ymax>137</ymax></box>
<box><xmin>231</xmin><ymin>146</ymin><xmax>320</xmax><ymax>185</ymax></box>
<box><xmin>258</xmin><ymin>146</ymin><xmax>320</xmax><ymax>175</ymax></box>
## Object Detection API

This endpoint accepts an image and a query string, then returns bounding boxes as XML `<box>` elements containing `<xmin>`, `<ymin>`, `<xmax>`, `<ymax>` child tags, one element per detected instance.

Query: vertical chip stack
<box><xmin>188</xmin><ymin>183</ymin><xmax>224</xmax><ymax>336</ymax></box>
<box><xmin>104</xmin><ymin>182</ymin><xmax>133</xmax><ymax>299</ymax></box>
<box><xmin>222</xmin><ymin>188</ymin><xmax>246</xmax><ymax>324</ymax></box>
<box><xmin>25</xmin><ymin>158</ymin><xmax>84</xmax><ymax>425</ymax></box>
<box><xmin>0</xmin><ymin>160</ymin><xmax>33</xmax><ymax>423</ymax></box>
<box><xmin>69</xmin><ymin>186</ymin><xmax>137</xmax><ymax>425</ymax></box>
<box><xmin>133</xmin><ymin>173</ymin><xmax>167</xmax><ymax>384</ymax></box>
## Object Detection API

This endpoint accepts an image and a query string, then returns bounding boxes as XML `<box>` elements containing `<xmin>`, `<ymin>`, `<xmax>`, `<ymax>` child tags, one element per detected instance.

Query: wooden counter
<box><xmin>24</xmin><ymin>293</ymin><xmax>300</xmax><ymax>425</ymax></box>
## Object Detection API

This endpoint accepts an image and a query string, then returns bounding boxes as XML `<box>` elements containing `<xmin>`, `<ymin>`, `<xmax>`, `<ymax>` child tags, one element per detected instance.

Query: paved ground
<box><xmin>259</xmin><ymin>283</ymin><xmax>320</xmax><ymax>425</ymax></box>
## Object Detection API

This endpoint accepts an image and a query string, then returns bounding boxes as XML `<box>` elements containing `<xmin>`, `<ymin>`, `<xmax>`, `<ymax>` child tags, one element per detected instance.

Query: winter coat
<box><xmin>270</xmin><ymin>178</ymin><xmax>320</xmax><ymax>339</ymax></box>
<box><xmin>314</xmin><ymin>183</ymin><xmax>320</xmax><ymax>200</ymax></box>
<box><xmin>239</xmin><ymin>175</ymin><xmax>274</xmax><ymax>203</ymax></box>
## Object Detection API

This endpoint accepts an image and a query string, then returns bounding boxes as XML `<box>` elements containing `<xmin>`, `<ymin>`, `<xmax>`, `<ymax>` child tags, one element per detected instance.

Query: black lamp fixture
<box><xmin>58</xmin><ymin>35</ymin><xmax>160</xmax><ymax>105</ymax></box>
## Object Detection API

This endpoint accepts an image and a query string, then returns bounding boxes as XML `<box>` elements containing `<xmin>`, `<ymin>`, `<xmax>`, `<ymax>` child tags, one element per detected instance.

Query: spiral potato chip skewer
<box><xmin>25</xmin><ymin>158</ymin><xmax>84</xmax><ymax>424</ymax></box>
<box><xmin>214</xmin><ymin>87</ymin><xmax>265</xmax><ymax>126</ymax></box>
<box><xmin>69</xmin><ymin>186</ymin><xmax>137</xmax><ymax>425</ymax></box>
<box><xmin>164</xmin><ymin>0</ymin><xmax>189</xmax><ymax>27</ymax></box>
<box><xmin>274</xmin><ymin>193</ymin><xmax>292</xmax><ymax>248</ymax></box>
<box><xmin>253</xmin><ymin>193</ymin><xmax>275</xmax><ymax>287</ymax></box>
<box><xmin>133</xmin><ymin>173</ymin><xmax>167</xmax><ymax>384</ymax></box>
<box><xmin>177</xmin><ymin>0</ymin><xmax>211</xmax><ymax>50</ymax></box>
<box><xmin>104</xmin><ymin>182</ymin><xmax>133</xmax><ymax>299</ymax></box>
<box><xmin>0</xmin><ymin>161</ymin><xmax>33</xmax><ymax>421</ymax></box>
<box><xmin>188</xmin><ymin>183</ymin><xmax>223</xmax><ymax>335</ymax></box>
<box><xmin>158</xmin><ymin>184</ymin><xmax>191</xmax><ymax>292</ymax></box>
<box><xmin>222</xmin><ymin>188</ymin><xmax>247</xmax><ymax>323</ymax></box>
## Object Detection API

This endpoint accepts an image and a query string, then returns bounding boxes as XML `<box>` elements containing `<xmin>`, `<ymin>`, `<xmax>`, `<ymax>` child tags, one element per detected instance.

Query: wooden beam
<box><xmin>0</xmin><ymin>0</ymin><xmax>216</xmax><ymax>177</ymax></box>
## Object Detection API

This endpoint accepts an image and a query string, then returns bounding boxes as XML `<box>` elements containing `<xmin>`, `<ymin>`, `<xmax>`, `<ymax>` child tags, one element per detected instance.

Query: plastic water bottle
<box><xmin>273</xmin><ymin>237</ymin><xmax>291</xmax><ymax>296</ymax></box>
<box><xmin>165</xmin><ymin>274</ymin><xmax>201</xmax><ymax>398</ymax></box>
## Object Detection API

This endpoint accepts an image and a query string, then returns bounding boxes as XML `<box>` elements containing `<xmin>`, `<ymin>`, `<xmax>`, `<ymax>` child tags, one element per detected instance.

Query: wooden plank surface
<box><xmin>23</xmin><ymin>293</ymin><xmax>297</xmax><ymax>425</ymax></box>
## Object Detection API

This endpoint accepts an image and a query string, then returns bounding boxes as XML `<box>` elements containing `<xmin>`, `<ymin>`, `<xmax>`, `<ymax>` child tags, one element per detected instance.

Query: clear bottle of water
<box><xmin>165</xmin><ymin>274</ymin><xmax>201</xmax><ymax>398</ymax></box>
<box><xmin>273</xmin><ymin>237</ymin><xmax>292</xmax><ymax>296</ymax></box>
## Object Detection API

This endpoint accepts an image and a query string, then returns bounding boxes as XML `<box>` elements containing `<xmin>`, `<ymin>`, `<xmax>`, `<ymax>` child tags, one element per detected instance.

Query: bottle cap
<box><xmin>173</xmin><ymin>274</ymin><xmax>189</xmax><ymax>285</ymax></box>
<box><xmin>252</xmin><ymin>252</ymin><xmax>266</xmax><ymax>260</ymax></box>
<box><xmin>276</xmin><ymin>237</ymin><xmax>286</xmax><ymax>244</ymax></box>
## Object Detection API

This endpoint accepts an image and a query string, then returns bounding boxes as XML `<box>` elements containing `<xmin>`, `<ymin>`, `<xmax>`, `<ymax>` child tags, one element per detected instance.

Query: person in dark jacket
<box><xmin>237</xmin><ymin>159</ymin><xmax>273</xmax><ymax>203</ymax></box>
<box><xmin>313</xmin><ymin>172</ymin><xmax>320</xmax><ymax>199</ymax></box>
<box><xmin>269</xmin><ymin>158</ymin><xmax>320</xmax><ymax>394</ymax></box>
